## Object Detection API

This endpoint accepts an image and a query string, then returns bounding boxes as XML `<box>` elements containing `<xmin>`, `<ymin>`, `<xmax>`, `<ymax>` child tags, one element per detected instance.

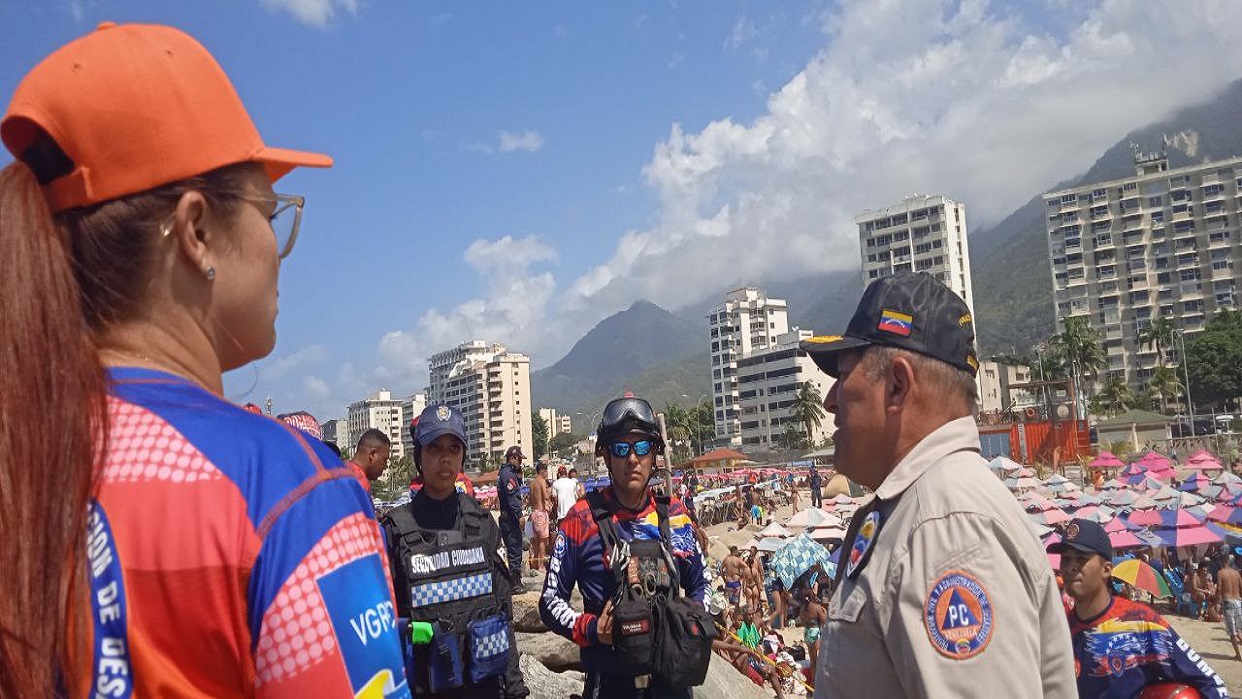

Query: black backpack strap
<box><xmin>585</xmin><ymin>491</ymin><xmax>626</xmax><ymax>584</ymax></box>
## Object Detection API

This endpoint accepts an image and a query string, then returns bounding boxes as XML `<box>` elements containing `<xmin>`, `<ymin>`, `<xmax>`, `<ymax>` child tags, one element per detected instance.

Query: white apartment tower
<box><xmin>736</xmin><ymin>329</ymin><xmax>835</xmax><ymax>448</ymax></box>
<box><xmin>346</xmin><ymin>389</ymin><xmax>405</xmax><ymax>459</ymax></box>
<box><xmin>538</xmin><ymin>408</ymin><xmax>573</xmax><ymax>436</ymax></box>
<box><xmin>399</xmin><ymin>392</ymin><xmax>428</xmax><ymax>459</ymax></box>
<box><xmin>856</xmin><ymin>195</ymin><xmax>977</xmax><ymax>320</ymax></box>
<box><xmin>427</xmin><ymin>340</ymin><xmax>533</xmax><ymax>465</ymax></box>
<box><xmin>1044</xmin><ymin>150</ymin><xmax>1241</xmax><ymax>388</ymax></box>
<box><xmin>708</xmin><ymin>287</ymin><xmax>789</xmax><ymax>446</ymax></box>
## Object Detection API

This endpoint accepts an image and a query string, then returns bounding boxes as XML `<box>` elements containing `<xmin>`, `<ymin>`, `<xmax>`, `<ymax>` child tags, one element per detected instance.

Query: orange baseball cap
<box><xmin>1</xmin><ymin>22</ymin><xmax>331</xmax><ymax>213</ymax></box>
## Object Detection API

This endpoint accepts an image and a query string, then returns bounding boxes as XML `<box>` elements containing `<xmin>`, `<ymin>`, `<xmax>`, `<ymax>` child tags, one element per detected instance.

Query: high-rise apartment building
<box><xmin>976</xmin><ymin>360</ymin><xmax>1037</xmax><ymax>415</ymax></box>
<box><xmin>1044</xmin><ymin>151</ymin><xmax>1241</xmax><ymax>388</ymax></box>
<box><xmin>856</xmin><ymin>195</ymin><xmax>976</xmax><ymax>320</ymax></box>
<box><xmin>736</xmin><ymin>329</ymin><xmax>835</xmax><ymax>448</ymax></box>
<box><xmin>708</xmin><ymin>287</ymin><xmax>789</xmax><ymax>446</ymax></box>
<box><xmin>347</xmin><ymin>389</ymin><xmax>405</xmax><ymax>459</ymax></box>
<box><xmin>538</xmin><ymin>408</ymin><xmax>573</xmax><ymax>436</ymax></box>
<box><xmin>399</xmin><ymin>392</ymin><xmax>428</xmax><ymax>459</ymax></box>
<box><xmin>321</xmin><ymin>418</ymin><xmax>348</xmax><ymax>449</ymax></box>
<box><xmin>427</xmin><ymin>340</ymin><xmax>532</xmax><ymax>465</ymax></box>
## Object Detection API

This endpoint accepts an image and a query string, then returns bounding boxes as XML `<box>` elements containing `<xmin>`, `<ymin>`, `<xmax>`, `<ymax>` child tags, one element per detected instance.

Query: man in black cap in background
<box><xmin>800</xmin><ymin>271</ymin><xmax>1075</xmax><ymax>698</ymax></box>
<box><xmin>497</xmin><ymin>446</ymin><xmax>530</xmax><ymax>592</ymax></box>
<box><xmin>1051</xmin><ymin>518</ymin><xmax>1226</xmax><ymax>698</ymax></box>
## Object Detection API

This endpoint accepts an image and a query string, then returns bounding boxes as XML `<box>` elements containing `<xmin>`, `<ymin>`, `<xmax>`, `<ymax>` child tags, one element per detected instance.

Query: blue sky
<box><xmin>4</xmin><ymin>0</ymin><xmax>1242</xmax><ymax>421</ymax></box>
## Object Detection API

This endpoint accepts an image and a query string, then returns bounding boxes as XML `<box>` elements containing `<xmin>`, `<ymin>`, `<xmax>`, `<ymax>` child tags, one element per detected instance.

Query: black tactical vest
<box><xmin>384</xmin><ymin>498</ymin><xmax>510</xmax><ymax>695</ymax></box>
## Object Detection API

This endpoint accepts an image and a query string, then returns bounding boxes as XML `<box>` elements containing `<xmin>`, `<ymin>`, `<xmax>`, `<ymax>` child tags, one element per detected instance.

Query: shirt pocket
<box><xmin>819</xmin><ymin>585</ymin><xmax>869</xmax><ymax>684</ymax></box>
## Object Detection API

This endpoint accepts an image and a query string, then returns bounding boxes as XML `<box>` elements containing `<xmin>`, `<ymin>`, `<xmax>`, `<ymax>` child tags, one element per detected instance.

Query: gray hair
<box><xmin>861</xmin><ymin>346</ymin><xmax>978</xmax><ymax>417</ymax></box>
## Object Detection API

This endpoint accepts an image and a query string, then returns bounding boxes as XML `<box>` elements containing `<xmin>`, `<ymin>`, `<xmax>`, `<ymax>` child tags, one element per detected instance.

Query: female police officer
<box><xmin>382</xmin><ymin>404</ymin><xmax>528</xmax><ymax>699</ymax></box>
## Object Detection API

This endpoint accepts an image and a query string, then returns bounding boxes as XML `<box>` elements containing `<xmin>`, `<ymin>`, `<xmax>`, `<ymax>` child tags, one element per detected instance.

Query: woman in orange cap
<box><xmin>0</xmin><ymin>23</ymin><xmax>408</xmax><ymax>698</ymax></box>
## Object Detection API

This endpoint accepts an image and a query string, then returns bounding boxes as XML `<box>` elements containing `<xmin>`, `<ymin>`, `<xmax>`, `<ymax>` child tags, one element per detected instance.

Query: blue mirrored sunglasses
<box><xmin>609</xmin><ymin>440</ymin><xmax>653</xmax><ymax>458</ymax></box>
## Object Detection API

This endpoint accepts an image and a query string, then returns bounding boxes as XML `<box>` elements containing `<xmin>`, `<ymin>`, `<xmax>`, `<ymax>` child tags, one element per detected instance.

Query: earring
<box><xmin>204</xmin><ymin>266</ymin><xmax>215</xmax><ymax>281</ymax></box>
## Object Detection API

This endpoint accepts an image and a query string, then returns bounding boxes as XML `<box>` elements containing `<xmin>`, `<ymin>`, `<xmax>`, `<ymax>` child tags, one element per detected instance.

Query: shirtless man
<box><xmin>746</xmin><ymin>546</ymin><xmax>765</xmax><ymax>611</ymax></box>
<box><xmin>798</xmin><ymin>586</ymin><xmax>827</xmax><ymax>684</ymax></box>
<box><xmin>1219</xmin><ymin>556</ymin><xmax>1242</xmax><ymax>660</ymax></box>
<box><xmin>528</xmin><ymin>462</ymin><xmax>553</xmax><ymax>571</ymax></box>
<box><xmin>722</xmin><ymin>545</ymin><xmax>747</xmax><ymax>607</ymax></box>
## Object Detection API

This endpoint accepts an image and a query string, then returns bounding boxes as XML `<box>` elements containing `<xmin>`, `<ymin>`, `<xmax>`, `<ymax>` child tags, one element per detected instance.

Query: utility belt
<box><xmin>383</xmin><ymin>503</ymin><xmax>511</xmax><ymax>695</ymax></box>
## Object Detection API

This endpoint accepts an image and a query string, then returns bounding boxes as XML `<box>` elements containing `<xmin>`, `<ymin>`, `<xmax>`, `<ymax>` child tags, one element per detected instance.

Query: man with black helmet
<box><xmin>497</xmin><ymin>445</ymin><xmax>528</xmax><ymax>592</ymax></box>
<box><xmin>381</xmin><ymin>404</ymin><xmax>528</xmax><ymax>699</ymax></box>
<box><xmin>539</xmin><ymin>394</ymin><xmax>712</xmax><ymax>698</ymax></box>
<box><xmin>800</xmin><ymin>272</ymin><xmax>1075</xmax><ymax>698</ymax></box>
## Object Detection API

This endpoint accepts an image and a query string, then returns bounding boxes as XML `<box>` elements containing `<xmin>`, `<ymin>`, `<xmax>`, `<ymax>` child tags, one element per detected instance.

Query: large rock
<box><xmin>518</xmin><ymin>654</ymin><xmax>583</xmax><ymax>699</ymax></box>
<box><xmin>512</xmin><ymin>595</ymin><xmax>546</xmax><ymax>632</ymax></box>
<box><xmin>696</xmin><ymin>654</ymin><xmax>777</xmax><ymax>699</ymax></box>
<box><xmin>515</xmin><ymin>631</ymin><xmax>582</xmax><ymax>673</ymax></box>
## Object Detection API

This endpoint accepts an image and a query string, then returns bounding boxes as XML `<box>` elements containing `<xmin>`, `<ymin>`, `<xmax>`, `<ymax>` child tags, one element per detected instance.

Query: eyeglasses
<box><xmin>159</xmin><ymin>191</ymin><xmax>305</xmax><ymax>261</ymax></box>
<box><xmin>244</xmin><ymin>192</ymin><xmax>304</xmax><ymax>260</ymax></box>
<box><xmin>609</xmin><ymin>440</ymin><xmax>653</xmax><ymax>458</ymax></box>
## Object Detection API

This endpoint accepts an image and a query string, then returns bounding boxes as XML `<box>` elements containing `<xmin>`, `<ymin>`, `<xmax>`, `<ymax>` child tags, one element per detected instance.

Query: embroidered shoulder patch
<box><xmin>846</xmin><ymin>510</ymin><xmax>881</xmax><ymax>579</ymax></box>
<box><xmin>924</xmin><ymin>570</ymin><xmax>994</xmax><ymax>660</ymax></box>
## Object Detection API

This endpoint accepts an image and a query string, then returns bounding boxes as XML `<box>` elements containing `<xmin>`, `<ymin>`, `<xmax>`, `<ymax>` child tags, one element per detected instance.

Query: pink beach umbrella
<box><xmin>1031</xmin><ymin>508</ymin><xmax>1072</xmax><ymax>526</ymax></box>
<box><xmin>1186</xmin><ymin>449</ymin><xmax>1224</xmax><ymax>472</ymax></box>
<box><xmin>1108</xmin><ymin>530</ymin><xmax>1146</xmax><ymax>550</ymax></box>
<box><xmin>1127</xmin><ymin>509</ymin><xmax>1164</xmax><ymax>527</ymax></box>
<box><xmin>1136</xmin><ymin>451</ymin><xmax>1172</xmax><ymax>471</ymax></box>
<box><xmin>1104</xmin><ymin>517</ymin><xmax>1129</xmax><ymax>533</ymax></box>
<box><xmin>1090</xmin><ymin>451</ymin><xmax>1126</xmax><ymax>470</ymax></box>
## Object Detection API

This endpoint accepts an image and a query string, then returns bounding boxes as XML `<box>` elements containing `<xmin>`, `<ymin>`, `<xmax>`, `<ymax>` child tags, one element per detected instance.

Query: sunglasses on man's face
<box><xmin>609</xmin><ymin>440</ymin><xmax>653</xmax><ymax>458</ymax></box>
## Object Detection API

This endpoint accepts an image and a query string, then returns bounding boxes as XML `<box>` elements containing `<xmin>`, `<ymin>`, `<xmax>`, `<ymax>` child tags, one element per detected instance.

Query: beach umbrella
<box><xmin>1007</xmin><ymin>477</ymin><xmax>1041</xmax><ymax>491</ymax></box>
<box><xmin>1044</xmin><ymin>474</ymin><xmax>1071</xmax><ymax>487</ymax></box>
<box><xmin>1213</xmin><ymin>472</ymin><xmax>1242</xmax><ymax>486</ymax></box>
<box><xmin>1127</xmin><ymin>509</ymin><xmax>1164</xmax><ymax>527</ymax></box>
<box><xmin>757</xmin><ymin>521</ymin><xmax>794</xmax><ymax>538</ymax></box>
<box><xmin>768</xmin><ymin>534</ymin><xmax>835</xmax><ymax>589</ymax></box>
<box><xmin>1107</xmin><ymin>490</ymin><xmax>1139</xmax><ymax>507</ymax></box>
<box><xmin>1060</xmin><ymin>490</ymin><xmax>1083</xmax><ymax>501</ymax></box>
<box><xmin>828</xmin><ymin>493</ymin><xmax>855</xmax><ymax>506</ymax></box>
<box><xmin>1112</xmin><ymin>559</ymin><xmax>1173</xmax><ymax>598</ymax></box>
<box><xmin>1017</xmin><ymin>466</ymin><xmax>1037</xmax><ymax>478</ymax></box>
<box><xmin>751</xmin><ymin>536</ymin><xmax>787</xmax><ymax>553</ymax></box>
<box><xmin>1178</xmin><ymin>492</ymin><xmax>1206</xmax><ymax>508</ymax></box>
<box><xmin>1076</xmin><ymin>494</ymin><xmax>1104</xmax><ymax>506</ymax></box>
<box><xmin>808</xmin><ymin>526</ymin><xmax>847</xmax><ymax>543</ymax></box>
<box><xmin>1180</xmin><ymin>473</ymin><xmax>1213</xmax><ymax>492</ymax></box>
<box><xmin>1090</xmin><ymin>451</ymin><xmax>1126</xmax><ymax>470</ymax></box>
<box><xmin>1185</xmin><ymin>503</ymin><xmax>1215</xmax><ymax>521</ymax></box>
<box><xmin>1186</xmin><ymin>449</ymin><xmax>1224</xmax><ymax>471</ymax></box>
<box><xmin>1207</xmin><ymin>483</ymin><xmax>1242</xmax><ymax>503</ymax></box>
<box><xmin>1104</xmin><ymin>518</ymin><xmax>1129</xmax><ymax>533</ymax></box>
<box><xmin>1153</xmin><ymin>510</ymin><xmax>1223</xmax><ymax>548</ymax></box>
<box><xmin>1121</xmin><ymin>462</ymin><xmax>1147</xmax><ymax>478</ymax></box>
<box><xmin>989</xmin><ymin>456</ymin><xmax>1024</xmax><ymax>473</ymax></box>
<box><xmin>1029</xmin><ymin>508</ymin><xmax>1072</xmax><ymax>526</ymax></box>
<box><xmin>786</xmin><ymin>507</ymin><xmax>839</xmax><ymax>529</ymax></box>
<box><xmin>1073</xmin><ymin>505</ymin><xmax>1115</xmax><ymax>523</ymax></box>
<box><xmin>1207</xmin><ymin>506</ymin><xmax>1242</xmax><ymax>526</ymax></box>
<box><xmin>1130</xmin><ymin>493</ymin><xmax>1159</xmax><ymax>510</ymax></box>
<box><xmin>1108</xmin><ymin>529</ymin><xmax>1147</xmax><ymax>550</ymax></box>
<box><xmin>1098</xmin><ymin>478</ymin><xmax>1126</xmax><ymax>491</ymax></box>
<box><xmin>1045</xmin><ymin>478</ymin><xmax>1080</xmax><ymax>494</ymax></box>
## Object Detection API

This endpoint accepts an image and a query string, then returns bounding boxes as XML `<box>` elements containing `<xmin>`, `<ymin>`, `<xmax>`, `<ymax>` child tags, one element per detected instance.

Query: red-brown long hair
<box><xmin>0</xmin><ymin>158</ymin><xmax>251</xmax><ymax>697</ymax></box>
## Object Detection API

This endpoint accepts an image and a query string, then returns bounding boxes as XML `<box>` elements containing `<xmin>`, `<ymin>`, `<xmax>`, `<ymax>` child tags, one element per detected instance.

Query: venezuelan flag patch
<box><xmin>877</xmin><ymin>309</ymin><xmax>913</xmax><ymax>337</ymax></box>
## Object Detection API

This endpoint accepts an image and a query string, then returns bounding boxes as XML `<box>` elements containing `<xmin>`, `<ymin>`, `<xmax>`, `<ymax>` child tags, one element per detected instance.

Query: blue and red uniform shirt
<box><xmin>1069</xmin><ymin>595</ymin><xmax>1228</xmax><ymax>698</ymax></box>
<box><xmin>537</xmin><ymin>487</ymin><xmax>709</xmax><ymax>674</ymax></box>
<box><xmin>85</xmin><ymin>367</ymin><xmax>410</xmax><ymax>698</ymax></box>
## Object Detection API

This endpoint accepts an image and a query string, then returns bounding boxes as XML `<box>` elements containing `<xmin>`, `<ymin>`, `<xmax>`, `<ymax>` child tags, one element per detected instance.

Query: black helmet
<box><xmin>595</xmin><ymin>395</ymin><xmax>664</xmax><ymax>455</ymax></box>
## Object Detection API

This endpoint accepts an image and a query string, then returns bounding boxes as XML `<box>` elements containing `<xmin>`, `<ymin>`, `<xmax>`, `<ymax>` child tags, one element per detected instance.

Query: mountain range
<box><xmin>532</xmin><ymin>80</ymin><xmax>1242</xmax><ymax>423</ymax></box>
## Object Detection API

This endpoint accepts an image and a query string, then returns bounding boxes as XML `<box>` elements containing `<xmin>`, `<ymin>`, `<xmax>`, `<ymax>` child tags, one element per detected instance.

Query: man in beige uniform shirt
<box><xmin>799</xmin><ymin>272</ymin><xmax>1075</xmax><ymax>698</ymax></box>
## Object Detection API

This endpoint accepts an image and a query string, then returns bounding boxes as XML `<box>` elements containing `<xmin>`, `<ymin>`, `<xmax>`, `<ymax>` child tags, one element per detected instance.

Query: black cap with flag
<box><xmin>799</xmin><ymin>271</ymin><xmax>979</xmax><ymax>378</ymax></box>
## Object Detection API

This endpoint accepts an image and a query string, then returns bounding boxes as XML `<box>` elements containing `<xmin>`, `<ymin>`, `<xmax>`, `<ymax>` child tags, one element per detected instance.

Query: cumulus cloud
<box><xmin>260</xmin><ymin>0</ymin><xmax>358</xmax><ymax>28</ymax></box>
<box><xmin>296</xmin><ymin>0</ymin><xmax>1242</xmax><ymax>415</ymax></box>
<box><xmin>369</xmin><ymin>236</ymin><xmax>559</xmax><ymax>392</ymax></box>
<box><xmin>258</xmin><ymin>344</ymin><xmax>329</xmax><ymax>382</ymax></box>
<box><xmin>498</xmin><ymin>130</ymin><xmax>545</xmax><ymax>153</ymax></box>
<box><xmin>555</xmin><ymin>0</ymin><xmax>1242</xmax><ymax>322</ymax></box>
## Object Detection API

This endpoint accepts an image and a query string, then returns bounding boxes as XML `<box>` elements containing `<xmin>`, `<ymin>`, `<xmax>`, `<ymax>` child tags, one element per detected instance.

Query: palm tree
<box><xmin>1148</xmin><ymin>366</ymin><xmax>1183</xmax><ymax>415</ymax></box>
<box><xmin>790</xmin><ymin>381</ymin><xmax>825</xmax><ymax>444</ymax></box>
<box><xmin>1095</xmin><ymin>375</ymin><xmax>1135</xmax><ymax>417</ymax></box>
<box><xmin>662</xmin><ymin>404</ymin><xmax>693</xmax><ymax>464</ymax></box>
<box><xmin>1138</xmin><ymin>316</ymin><xmax>1177</xmax><ymax>367</ymax></box>
<box><xmin>1049</xmin><ymin>316</ymin><xmax>1107</xmax><ymax>415</ymax></box>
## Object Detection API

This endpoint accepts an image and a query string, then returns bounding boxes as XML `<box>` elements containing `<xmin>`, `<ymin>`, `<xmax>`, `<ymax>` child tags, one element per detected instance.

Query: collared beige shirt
<box><xmin>813</xmin><ymin>417</ymin><xmax>1075</xmax><ymax>698</ymax></box>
